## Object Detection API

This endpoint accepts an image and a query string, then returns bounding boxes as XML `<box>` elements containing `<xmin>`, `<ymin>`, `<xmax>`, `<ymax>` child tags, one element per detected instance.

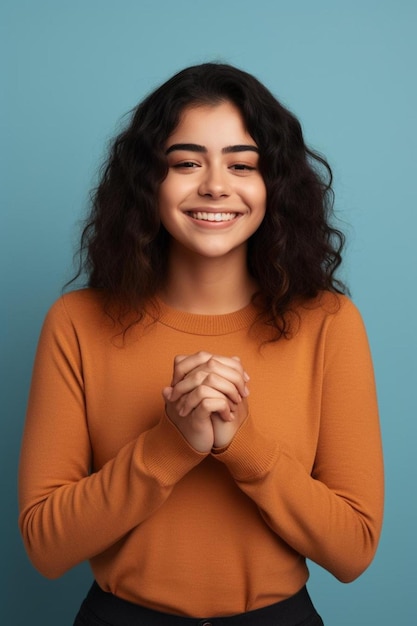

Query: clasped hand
<box><xmin>162</xmin><ymin>351</ymin><xmax>250</xmax><ymax>453</ymax></box>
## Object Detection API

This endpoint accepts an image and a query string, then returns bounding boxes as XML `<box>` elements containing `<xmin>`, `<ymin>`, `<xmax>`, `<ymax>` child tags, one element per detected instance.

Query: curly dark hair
<box><xmin>73</xmin><ymin>62</ymin><xmax>347</xmax><ymax>339</ymax></box>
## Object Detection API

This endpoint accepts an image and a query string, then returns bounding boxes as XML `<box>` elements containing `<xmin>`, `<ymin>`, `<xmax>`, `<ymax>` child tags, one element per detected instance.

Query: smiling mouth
<box><xmin>186</xmin><ymin>211</ymin><xmax>238</xmax><ymax>222</ymax></box>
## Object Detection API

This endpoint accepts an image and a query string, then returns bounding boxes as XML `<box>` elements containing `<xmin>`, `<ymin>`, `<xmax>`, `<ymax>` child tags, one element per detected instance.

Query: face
<box><xmin>158</xmin><ymin>101</ymin><xmax>266</xmax><ymax>263</ymax></box>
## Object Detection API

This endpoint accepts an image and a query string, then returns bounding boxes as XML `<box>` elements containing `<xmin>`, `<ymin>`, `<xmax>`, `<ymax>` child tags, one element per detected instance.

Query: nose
<box><xmin>198</xmin><ymin>165</ymin><xmax>231</xmax><ymax>199</ymax></box>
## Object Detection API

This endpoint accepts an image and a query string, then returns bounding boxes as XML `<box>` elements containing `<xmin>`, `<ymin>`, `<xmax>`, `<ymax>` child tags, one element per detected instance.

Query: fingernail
<box><xmin>244</xmin><ymin>372</ymin><xmax>250</xmax><ymax>381</ymax></box>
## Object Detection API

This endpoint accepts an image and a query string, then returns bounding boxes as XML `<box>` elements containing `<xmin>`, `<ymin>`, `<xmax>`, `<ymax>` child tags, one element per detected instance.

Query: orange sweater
<box><xmin>19</xmin><ymin>289</ymin><xmax>383</xmax><ymax>617</ymax></box>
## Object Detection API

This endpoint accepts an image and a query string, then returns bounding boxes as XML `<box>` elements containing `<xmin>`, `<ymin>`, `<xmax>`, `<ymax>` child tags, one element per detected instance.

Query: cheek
<box><xmin>158</xmin><ymin>175</ymin><xmax>191</xmax><ymax>209</ymax></box>
<box><xmin>249</xmin><ymin>180</ymin><xmax>267</xmax><ymax>211</ymax></box>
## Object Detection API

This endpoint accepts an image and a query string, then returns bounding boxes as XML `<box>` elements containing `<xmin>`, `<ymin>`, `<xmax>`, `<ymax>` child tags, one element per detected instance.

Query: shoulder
<box><xmin>61</xmin><ymin>288</ymin><xmax>107</xmax><ymax>316</ymax></box>
<box><xmin>298</xmin><ymin>292</ymin><xmax>372</xmax><ymax>363</ymax></box>
<box><xmin>297</xmin><ymin>291</ymin><xmax>362</xmax><ymax>323</ymax></box>
<box><xmin>44</xmin><ymin>289</ymin><xmax>155</xmax><ymax>345</ymax></box>
<box><xmin>43</xmin><ymin>288</ymin><xmax>110</xmax><ymax>334</ymax></box>
<box><xmin>293</xmin><ymin>291</ymin><xmax>368</xmax><ymax>345</ymax></box>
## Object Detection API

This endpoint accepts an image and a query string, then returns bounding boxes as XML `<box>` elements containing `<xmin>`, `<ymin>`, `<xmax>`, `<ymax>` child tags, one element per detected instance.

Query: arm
<box><xmin>212</xmin><ymin>299</ymin><xmax>384</xmax><ymax>582</ymax></box>
<box><xmin>18</xmin><ymin>298</ymin><xmax>206</xmax><ymax>579</ymax></box>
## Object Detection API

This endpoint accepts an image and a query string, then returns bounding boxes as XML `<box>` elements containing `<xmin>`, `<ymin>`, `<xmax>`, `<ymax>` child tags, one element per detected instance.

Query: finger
<box><xmin>162</xmin><ymin>386</ymin><xmax>173</xmax><ymax>401</ymax></box>
<box><xmin>207</xmin><ymin>355</ymin><xmax>250</xmax><ymax>385</ymax></box>
<box><xmin>185</xmin><ymin>357</ymin><xmax>249</xmax><ymax>398</ymax></box>
<box><xmin>232</xmin><ymin>356</ymin><xmax>250</xmax><ymax>381</ymax></box>
<box><xmin>171</xmin><ymin>351</ymin><xmax>213</xmax><ymax>385</ymax></box>
<box><xmin>168</xmin><ymin>370</ymin><xmax>208</xmax><ymax>402</ymax></box>
<box><xmin>192</xmin><ymin>397</ymin><xmax>234</xmax><ymax>422</ymax></box>
<box><xmin>171</xmin><ymin>371</ymin><xmax>242</xmax><ymax>404</ymax></box>
<box><xmin>177</xmin><ymin>386</ymin><xmax>237</xmax><ymax>418</ymax></box>
<box><xmin>172</xmin><ymin>355</ymin><xmax>188</xmax><ymax>364</ymax></box>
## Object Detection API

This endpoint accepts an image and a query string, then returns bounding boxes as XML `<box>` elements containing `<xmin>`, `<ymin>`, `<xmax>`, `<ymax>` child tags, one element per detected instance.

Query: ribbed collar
<box><xmin>148</xmin><ymin>298</ymin><xmax>259</xmax><ymax>336</ymax></box>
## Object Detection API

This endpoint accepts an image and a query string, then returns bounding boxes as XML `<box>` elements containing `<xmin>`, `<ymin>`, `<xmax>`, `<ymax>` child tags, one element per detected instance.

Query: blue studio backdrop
<box><xmin>2</xmin><ymin>1</ymin><xmax>416</xmax><ymax>624</ymax></box>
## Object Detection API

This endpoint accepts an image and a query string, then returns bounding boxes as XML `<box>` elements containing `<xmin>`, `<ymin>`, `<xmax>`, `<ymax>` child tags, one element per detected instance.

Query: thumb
<box><xmin>162</xmin><ymin>386</ymin><xmax>173</xmax><ymax>401</ymax></box>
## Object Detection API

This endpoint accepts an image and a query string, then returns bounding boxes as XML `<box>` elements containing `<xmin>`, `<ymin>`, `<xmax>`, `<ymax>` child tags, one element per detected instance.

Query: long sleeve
<box><xmin>213</xmin><ymin>297</ymin><xmax>384</xmax><ymax>582</ymax></box>
<box><xmin>18</xmin><ymin>296</ymin><xmax>205</xmax><ymax>578</ymax></box>
<box><xmin>18</xmin><ymin>291</ymin><xmax>384</xmax><ymax>616</ymax></box>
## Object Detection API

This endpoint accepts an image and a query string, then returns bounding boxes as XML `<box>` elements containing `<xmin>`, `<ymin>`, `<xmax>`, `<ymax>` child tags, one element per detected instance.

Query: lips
<box><xmin>186</xmin><ymin>211</ymin><xmax>238</xmax><ymax>222</ymax></box>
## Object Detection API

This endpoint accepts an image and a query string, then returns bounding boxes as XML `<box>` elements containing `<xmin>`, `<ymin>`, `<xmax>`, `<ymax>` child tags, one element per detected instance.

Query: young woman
<box><xmin>19</xmin><ymin>63</ymin><xmax>384</xmax><ymax>626</ymax></box>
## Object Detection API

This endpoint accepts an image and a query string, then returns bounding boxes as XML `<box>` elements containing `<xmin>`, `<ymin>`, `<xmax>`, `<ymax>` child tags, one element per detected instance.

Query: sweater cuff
<box><xmin>211</xmin><ymin>415</ymin><xmax>278</xmax><ymax>481</ymax></box>
<box><xmin>142</xmin><ymin>414</ymin><xmax>207</xmax><ymax>486</ymax></box>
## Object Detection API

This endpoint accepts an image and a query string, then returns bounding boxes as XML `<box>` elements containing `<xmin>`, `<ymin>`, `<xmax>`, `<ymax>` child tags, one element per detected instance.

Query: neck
<box><xmin>160</xmin><ymin>246</ymin><xmax>257</xmax><ymax>314</ymax></box>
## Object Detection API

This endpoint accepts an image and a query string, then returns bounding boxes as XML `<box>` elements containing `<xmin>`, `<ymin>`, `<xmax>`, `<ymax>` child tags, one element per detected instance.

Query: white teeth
<box><xmin>189</xmin><ymin>212</ymin><xmax>237</xmax><ymax>222</ymax></box>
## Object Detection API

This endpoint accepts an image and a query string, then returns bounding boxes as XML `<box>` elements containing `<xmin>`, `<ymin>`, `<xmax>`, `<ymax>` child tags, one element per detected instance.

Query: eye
<box><xmin>229</xmin><ymin>164</ymin><xmax>256</xmax><ymax>172</ymax></box>
<box><xmin>172</xmin><ymin>161</ymin><xmax>200</xmax><ymax>169</ymax></box>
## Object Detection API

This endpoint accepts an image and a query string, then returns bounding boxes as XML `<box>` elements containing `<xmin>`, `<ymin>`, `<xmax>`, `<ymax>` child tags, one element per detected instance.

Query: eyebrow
<box><xmin>165</xmin><ymin>143</ymin><xmax>259</xmax><ymax>155</ymax></box>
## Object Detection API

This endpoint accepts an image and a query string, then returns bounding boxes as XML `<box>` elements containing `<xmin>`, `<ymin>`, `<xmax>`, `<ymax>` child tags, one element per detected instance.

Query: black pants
<box><xmin>73</xmin><ymin>582</ymin><xmax>324</xmax><ymax>626</ymax></box>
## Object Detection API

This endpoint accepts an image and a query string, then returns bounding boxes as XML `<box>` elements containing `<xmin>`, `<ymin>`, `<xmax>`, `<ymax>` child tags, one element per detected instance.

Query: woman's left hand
<box><xmin>210</xmin><ymin>392</ymin><xmax>249</xmax><ymax>449</ymax></box>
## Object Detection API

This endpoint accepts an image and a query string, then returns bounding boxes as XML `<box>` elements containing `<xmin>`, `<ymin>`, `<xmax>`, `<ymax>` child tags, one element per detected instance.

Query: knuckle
<box><xmin>200</xmin><ymin>398</ymin><xmax>212</xmax><ymax>411</ymax></box>
<box><xmin>205</xmin><ymin>372</ymin><xmax>218</xmax><ymax>386</ymax></box>
<box><xmin>196</xmin><ymin>371</ymin><xmax>207</xmax><ymax>384</ymax></box>
<box><xmin>195</xmin><ymin>386</ymin><xmax>207</xmax><ymax>401</ymax></box>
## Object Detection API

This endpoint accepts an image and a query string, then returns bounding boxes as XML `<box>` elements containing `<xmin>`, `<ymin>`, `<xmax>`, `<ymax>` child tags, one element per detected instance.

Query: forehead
<box><xmin>167</xmin><ymin>101</ymin><xmax>256</xmax><ymax>146</ymax></box>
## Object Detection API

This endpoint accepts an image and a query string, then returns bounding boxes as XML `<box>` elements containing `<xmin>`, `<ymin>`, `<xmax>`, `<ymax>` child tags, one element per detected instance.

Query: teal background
<box><xmin>2</xmin><ymin>1</ymin><xmax>416</xmax><ymax>623</ymax></box>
